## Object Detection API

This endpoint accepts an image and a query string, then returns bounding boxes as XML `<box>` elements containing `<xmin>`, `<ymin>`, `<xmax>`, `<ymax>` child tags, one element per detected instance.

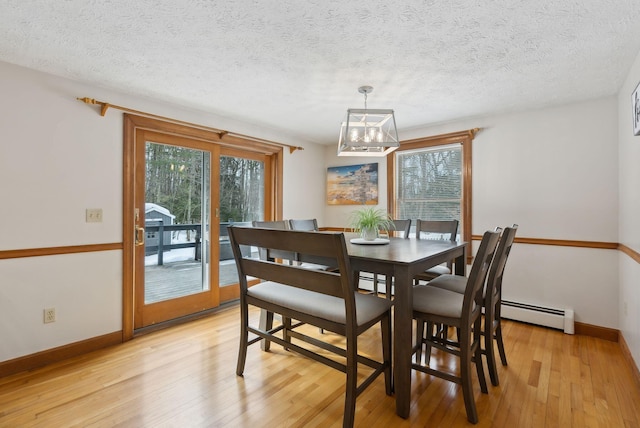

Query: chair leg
<box><xmin>415</xmin><ymin>319</ymin><xmax>425</xmax><ymax>363</ymax></box>
<box><xmin>425</xmin><ymin>322</ymin><xmax>434</xmax><ymax>360</ymax></box>
<box><xmin>259</xmin><ymin>309</ymin><xmax>274</xmax><ymax>351</ymax></box>
<box><xmin>474</xmin><ymin>318</ymin><xmax>488</xmax><ymax>394</ymax></box>
<box><xmin>459</xmin><ymin>325</ymin><xmax>479</xmax><ymax>424</ymax></box>
<box><xmin>484</xmin><ymin>319</ymin><xmax>500</xmax><ymax>386</ymax></box>
<box><xmin>496</xmin><ymin>320</ymin><xmax>508</xmax><ymax>366</ymax></box>
<box><xmin>485</xmin><ymin>335</ymin><xmax>499</xmax><ymax>386</ymax></box>
<box><xmin>384</xmin><ymin>275</ymin><xmax>393</xmax><ymax>300</ymax></box>
<box><xmin>343</xmin><ymin>335</ymin><xmax>358</xmax><ymax>428</ymax></box>
<box><xmin>381</xmin><ymin>313</ymin><xmax>393</xmax><ymax>395</ymax></box>
<box><xmin>436</xmin><ymin>323</ymin><xmax>450</xmax><ymax>343</ymax></box>
<box><xmin>372</xmin><ymin>273</ymin><xmax>379</xmax><ymax>295</ymax></box>
<box><xmin>283</xmin><ymin>316</ymin><xmax>292</xmax><ymax>351</ymax></box>
<box><xmin>236</xmin><ymin>303</ymin><xmax>250</xmax><ymax>376</ymax></box>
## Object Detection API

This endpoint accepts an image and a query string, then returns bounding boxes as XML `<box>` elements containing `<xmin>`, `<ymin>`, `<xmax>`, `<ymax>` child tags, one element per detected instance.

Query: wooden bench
<box><xmin>228</xmin><ymin>226</ymin><xmax>393</xmax><ymax>428</ymax></box>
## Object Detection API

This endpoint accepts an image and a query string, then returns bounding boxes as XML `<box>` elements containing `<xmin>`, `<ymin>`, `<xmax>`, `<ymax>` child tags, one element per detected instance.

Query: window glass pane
<box><xmin>143</xmin><ymin>143</ymin><xmax>210</xmax><ymax>304</ymax></box>
<box><xmin>219</xmin><ymin>156</ymin><xmax>264</xmax><ymax>223</ymax></box>
<box><xmin>219</xmin><ymin>155</ymin><xmax>265</xmax><ymax>287</ymax></box>
<box><xmin>395</xmin><ymin>144</ymin><xmax>462</xmax><ymax>226</ymax></box>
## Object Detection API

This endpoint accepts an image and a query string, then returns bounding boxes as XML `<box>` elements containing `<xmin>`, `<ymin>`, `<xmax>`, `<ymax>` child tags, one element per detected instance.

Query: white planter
<box><xmin>361</xmin><ymin>227</ymin><xmax>378</xmax><ymax>241</ymax></box>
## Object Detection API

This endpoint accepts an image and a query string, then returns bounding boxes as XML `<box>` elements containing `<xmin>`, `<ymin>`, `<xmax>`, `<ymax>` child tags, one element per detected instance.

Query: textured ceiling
<box><xmin>2</xmin><ymin>0</ymin><xmax>640</xmax><ymax>145</ymax></box>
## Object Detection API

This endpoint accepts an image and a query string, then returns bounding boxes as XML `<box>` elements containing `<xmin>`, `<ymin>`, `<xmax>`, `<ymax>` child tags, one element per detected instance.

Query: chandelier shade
<box><xmin>337</xmin><ymin>87</ymin><xmax>399</xmax><ymax>157</ymax></box>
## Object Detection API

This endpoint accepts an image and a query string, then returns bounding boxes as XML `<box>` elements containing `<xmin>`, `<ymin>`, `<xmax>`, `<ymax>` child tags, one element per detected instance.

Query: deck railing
<box><xmin>145</xmin><ymin>222</ymin><xmax>201</xmax><ymax>265</ymax></box>
<box><xmin>145</xmin><ymin>221</ymin><xmax>252</xmax><ymax>265</ymax></box>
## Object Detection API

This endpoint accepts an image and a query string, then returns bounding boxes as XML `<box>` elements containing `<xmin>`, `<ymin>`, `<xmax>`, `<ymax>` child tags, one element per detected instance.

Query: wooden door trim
<box><xmin>123</xmin><ymin>114</ymin><xmax>283</xmax><ymax>340</ymax></box>
<box><xmin>123</xmin><ymin>116</ymin><xmax>135</xmax><ymax>341</ymax></box>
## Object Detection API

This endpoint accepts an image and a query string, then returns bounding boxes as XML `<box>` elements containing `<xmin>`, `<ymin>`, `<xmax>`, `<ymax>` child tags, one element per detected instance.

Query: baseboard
<box><xmin>574</xmin><ymin>322</ymin><xmax>619</xmax><ymax>342</ymax></box>
<box><xmin>620</xmin><ymin>332</ymin><xmax>640</xmax><ymax>390</ymax></box>
<box><xmin>0</xmin><ymin>331</ymin><xmax>122</xmax><ymax>378</ymax></box>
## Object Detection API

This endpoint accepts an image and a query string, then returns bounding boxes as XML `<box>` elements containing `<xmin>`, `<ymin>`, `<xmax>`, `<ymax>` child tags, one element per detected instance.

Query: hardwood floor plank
<box><xmin>0</xmin><ymin>305</ymin><xmax>639</xmax><ymax>427</ymax></box>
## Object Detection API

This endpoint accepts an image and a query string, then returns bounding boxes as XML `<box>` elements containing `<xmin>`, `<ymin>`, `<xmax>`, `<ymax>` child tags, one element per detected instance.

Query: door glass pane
<box><xmin>144</xmin><ymin>142</ymin><xmax>210</xmax><ymax>304</ymax></box>
<box><xmin>219</xmin><ymin>155</ymin><xmax>264</xmax><ymax>287</ymax></box>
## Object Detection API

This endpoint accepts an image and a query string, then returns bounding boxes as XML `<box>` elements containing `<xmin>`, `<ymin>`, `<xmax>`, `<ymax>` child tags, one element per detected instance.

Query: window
<box><xmin>395</xmin><ymin>144</ymin><xmax>462</xmax><ymax>228</ymax></box>
<box><xmin>388</xmin><ymin>129</ymin><xmax>477</xmax><ymax>259</ymax></box>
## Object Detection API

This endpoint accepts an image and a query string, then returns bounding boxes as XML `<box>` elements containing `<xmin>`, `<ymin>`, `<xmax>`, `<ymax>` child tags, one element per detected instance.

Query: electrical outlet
<box><xmin>44</xmin><ymin>308</ymin><xmax>56</xmax><ymax>323</ymax></box>
<box><xmin>86</xmin><ymin>208</ymin><xmax>103</xmax><ymax>223</ymax></box>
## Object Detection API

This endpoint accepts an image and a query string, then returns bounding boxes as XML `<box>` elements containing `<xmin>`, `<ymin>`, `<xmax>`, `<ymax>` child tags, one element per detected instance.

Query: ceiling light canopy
<box><xmin>337</xmin><ymin>86</ymin><xmax>399</xmax><ymax>157</ymax></box>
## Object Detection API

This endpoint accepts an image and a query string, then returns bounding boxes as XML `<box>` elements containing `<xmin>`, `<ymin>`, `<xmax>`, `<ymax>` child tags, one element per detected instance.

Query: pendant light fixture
<box><xmin>337</xmin><ymin>86</ymin><xmax>399</xmax><ymax>157</ymax></box>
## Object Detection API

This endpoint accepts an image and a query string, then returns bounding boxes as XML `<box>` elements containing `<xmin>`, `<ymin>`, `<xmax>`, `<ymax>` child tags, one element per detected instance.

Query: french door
<box><xmin>133</xmin><ymin>130</ymin><xmax>218</xmax><ymax>328</ymax></box>
<box><xmin>128</xmin><ymin>127</ymin><xmax>272</xmax><ymax>330</ymax></box>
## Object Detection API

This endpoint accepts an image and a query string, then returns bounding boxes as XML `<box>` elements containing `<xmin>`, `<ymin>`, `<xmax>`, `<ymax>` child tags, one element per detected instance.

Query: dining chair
<box><xmin>413</xmin><ymin>219</ymin><xmax>459</xmax><ymax>284</ymax></box>
<box><xmin>425</xmin><ymin>225</ymin><xmax>518</xmax><ymax>386</ymax></box>
<box><xmin>228</xmin><ymin>226</ymin><xmax>393</xmax><ymax>428</ymax></box>
<box><xmin>411</xmin><ymin>229</ymin><xmax>501</xmax><ymax>424</ymax></box>
<box><xmin>288</xmin><ymin>218</ymin><xmax>337</xmax><ymax>271</ymax></box>
<box><xmin>388</xmin><ymin>219</ymin><xmax>411</xmax><ymax>238</ymax></box>
<box><xmin>482</xmin><ymin>224</ymin><xmax>517</xmax><ymax>385</ymax></box>
<box><xmin>369</xmin><ymin>219</ymin><xmax>411</xmax><ymax>299</ymax></box>
<box><xmin>288</xmin><ymin>218</ymin><xmax>319</xmax><ymax>231</ymax></box>
<box><xmin>251</xmin><ymin>220</ymin><xmax>294</xmax><ymax>263</ymax></box>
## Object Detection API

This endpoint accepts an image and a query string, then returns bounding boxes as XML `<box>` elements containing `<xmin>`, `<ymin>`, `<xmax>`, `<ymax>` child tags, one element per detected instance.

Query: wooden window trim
<box><xmin>387</xmin><ymin>129</ymin><xmax>478</xmax><ymax>263</ymax></box>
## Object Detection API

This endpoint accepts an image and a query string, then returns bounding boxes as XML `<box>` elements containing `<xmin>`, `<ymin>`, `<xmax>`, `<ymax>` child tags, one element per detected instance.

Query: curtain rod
<box><xmin>76</xmin><ymin>97</ymin><xmax>304</xmax><ymax>153</ymax></box>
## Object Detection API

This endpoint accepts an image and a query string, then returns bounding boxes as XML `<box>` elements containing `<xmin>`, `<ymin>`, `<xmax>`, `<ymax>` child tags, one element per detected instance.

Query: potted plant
<box><xmin>348</xmin><ymin>207</ymin><xmax>395</xmax><ymax>240</ymax></box>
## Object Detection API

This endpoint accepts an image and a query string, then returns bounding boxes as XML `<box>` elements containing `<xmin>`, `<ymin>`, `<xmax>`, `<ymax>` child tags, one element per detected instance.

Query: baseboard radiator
<box><xmin>501</xmin><ymin>300</ymin><xmax>574</xmax><ymax>334</ymax></box>
<box><xmin>357</xmin><ymin>275</ymin><xmax>576</xmax><ymax>335</ymax></box>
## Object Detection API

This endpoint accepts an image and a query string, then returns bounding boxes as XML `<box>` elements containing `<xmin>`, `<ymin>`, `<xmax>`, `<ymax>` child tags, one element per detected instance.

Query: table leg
<box><xmin>454</xmin><ymin>246</ymin><xmax>467</xmax><ymax>276</ymax></box>
<box><xmin>393</xmin><ymin>265</ymin><xmax>413</xmax><ymax>418</ymax></box>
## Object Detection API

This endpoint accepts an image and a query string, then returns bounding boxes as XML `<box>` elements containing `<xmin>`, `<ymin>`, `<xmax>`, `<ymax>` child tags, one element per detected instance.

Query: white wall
<box><xmin>0</xmin><ymin>55</ymin><xmax>634</xmax><ymax>364</ymax></box>
<box><xmin>0</xmin><ymin>63</ymin><xmax>126</xmax><ymax>361</ymax></box>
<box><xmin>282</xmin><ymin>143</ymin><xmax>327</xmax><ymax>225</ymax></box>
<box><xmin>324</xmin><ymin>98</ymin><xmax>620</xmax><ymax>328</ymax></box>
<box><xmin>1</xmin><ymin>252</ymin><xmax>122</xmax><ymax>358</ymax></box>
<box><xmin>618</xmin><ymin>49</ymin><xmax>640</xmax><ymax>368</ymax></box>
<box><xmin>0</xmin><ymin>61</ymin><xmax>325</xmax><ymax>362</ymax></box>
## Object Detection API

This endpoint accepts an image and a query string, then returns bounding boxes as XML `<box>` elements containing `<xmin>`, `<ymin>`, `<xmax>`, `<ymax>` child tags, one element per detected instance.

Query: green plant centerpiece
<box><xmin>348</xmin><ymin>207</ymin><xmax>395</xmax><ymax>240</ymax></box>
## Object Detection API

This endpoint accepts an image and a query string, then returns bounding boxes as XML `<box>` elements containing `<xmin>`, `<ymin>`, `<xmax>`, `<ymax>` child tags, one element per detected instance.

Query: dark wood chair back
<box><xmin>288</xmin><ymin>218</ymin><xmax>336</xmax><ymax>268</ymax></box>
<box><xmin>413</xmin><ymin>219</ymin><xmax>460</xmax><ymax>282</ymax></box>
<box><xmin>389</xmin><ymin>219</ymin><xmax>411</xmax><ymax>238</ymax></box>
<box><xmin>251</xmin><ymin>220</ymin><xmax>294</xmax><ymax>262</ymax></box>
<box><xmin>483</xmin><ymin>224</ymin><xmax>518</xmax><ymax>385</ymax></box>
<box><xmin>230</xmin><ymin>227</ymin><xmax>350</xmax><ymax>300</ymax></box>
<box><xmin>415</xmin><ymin>219</ymin><xmax>459</xmax><ymax>241</ymax></box>
<box><xmin>288</xmin><ymin>218</ymin><xmax>319</xmax><ymax>231</ymax></box>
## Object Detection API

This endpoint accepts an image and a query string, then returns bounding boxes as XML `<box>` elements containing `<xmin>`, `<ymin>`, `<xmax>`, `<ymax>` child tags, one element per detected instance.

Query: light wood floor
<box><xmin>1</xmin><ymin>305</ymin><xmax>639</xmax><ymax>427</ymax></box>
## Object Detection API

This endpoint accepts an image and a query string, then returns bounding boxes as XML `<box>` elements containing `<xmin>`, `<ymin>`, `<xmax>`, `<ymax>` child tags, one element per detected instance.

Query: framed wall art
<box><xmin>327</xmin><ymin>163</ymin><xmax>378</xmax><ymax>205</ymax></box>
<box><xmin>633</xmin><ymin>80</ymin><xmax>640</xmax><ymax>136</ymax></box>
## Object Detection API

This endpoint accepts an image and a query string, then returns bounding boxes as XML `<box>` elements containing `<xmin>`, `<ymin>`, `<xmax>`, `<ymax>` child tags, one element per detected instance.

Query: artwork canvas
<box><xmin>327</xmin><ymin>163</ymin><xmax>378</xmax><ymax>205</ymax></box>
<box><xmin>633</xmin><ymin>80</ymin><xmax>640</xmax><ymax>136</ymax></box>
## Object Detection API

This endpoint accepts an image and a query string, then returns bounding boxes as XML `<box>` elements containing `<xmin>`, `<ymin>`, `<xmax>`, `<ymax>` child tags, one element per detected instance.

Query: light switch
<box><xmin>86</xmin><ymin>208</ymin><xmax>103</xmax><ymax>223</ymax></box>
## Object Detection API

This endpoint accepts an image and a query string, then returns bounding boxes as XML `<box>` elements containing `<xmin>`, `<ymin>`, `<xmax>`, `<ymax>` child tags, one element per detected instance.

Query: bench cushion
<box><xmin>248</xmin><ymin>281</ymin><xmax>392</xmax><ymax>326</ymax></box>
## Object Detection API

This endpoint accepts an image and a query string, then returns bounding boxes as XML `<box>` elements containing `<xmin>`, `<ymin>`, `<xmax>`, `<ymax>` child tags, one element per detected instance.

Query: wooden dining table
<box><xmin>345</xmin><ymin>233</ymin><xmax>467</xmax><ymax>419</ymax></box>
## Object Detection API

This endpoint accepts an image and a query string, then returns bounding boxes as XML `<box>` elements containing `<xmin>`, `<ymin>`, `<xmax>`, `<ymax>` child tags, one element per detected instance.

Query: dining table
<box><xmin>345</xmin><ymin>233</ymin><xmax>467</xmax><ymax>419</ymax></box>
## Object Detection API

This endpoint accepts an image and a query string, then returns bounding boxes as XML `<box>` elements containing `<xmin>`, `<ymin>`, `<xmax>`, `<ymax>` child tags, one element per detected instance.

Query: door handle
<box><xmin>135</xmin><ymin>226</ymin><xmax>145</xmax><ymax>246</ymax></box>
